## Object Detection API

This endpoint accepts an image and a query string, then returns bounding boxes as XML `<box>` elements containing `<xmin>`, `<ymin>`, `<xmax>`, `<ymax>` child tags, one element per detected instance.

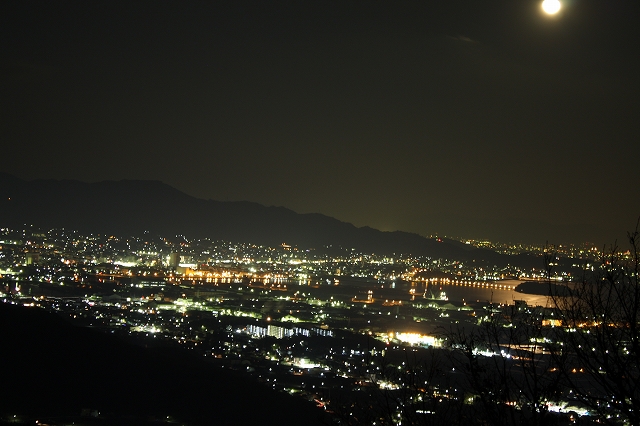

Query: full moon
<box><xmin>541</xmin><ymin>0</ymin><xmax>561</xmax><ymax>15</ymax></box>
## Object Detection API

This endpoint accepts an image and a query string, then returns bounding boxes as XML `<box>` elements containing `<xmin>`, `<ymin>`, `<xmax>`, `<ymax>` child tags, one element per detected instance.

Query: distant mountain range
<box><xmin>0</xmin><ymin>173</ymin><xmax>541</xmax><ymax>267</ymax></box>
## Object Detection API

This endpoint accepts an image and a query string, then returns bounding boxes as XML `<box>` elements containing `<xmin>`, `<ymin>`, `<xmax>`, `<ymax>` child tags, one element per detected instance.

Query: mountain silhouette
<box><xmin>0</xmin><ymin>173</ymin><xmax>536</xmax><ymax>266</ymax></box>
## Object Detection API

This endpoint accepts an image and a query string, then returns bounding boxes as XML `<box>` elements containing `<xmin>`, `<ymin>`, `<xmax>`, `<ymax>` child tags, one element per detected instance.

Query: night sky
<box><xmin>2</xmin><ymin>0</ymin><xmax>639</xmax><ymax>245</ymax></box>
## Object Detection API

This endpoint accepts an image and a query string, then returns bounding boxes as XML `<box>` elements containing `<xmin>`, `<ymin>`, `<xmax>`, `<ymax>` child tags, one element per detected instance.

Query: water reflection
<box><xmin>413</xmin><ymin>279</ymin><xmax>551</xmax><ymax>307</ymax></box>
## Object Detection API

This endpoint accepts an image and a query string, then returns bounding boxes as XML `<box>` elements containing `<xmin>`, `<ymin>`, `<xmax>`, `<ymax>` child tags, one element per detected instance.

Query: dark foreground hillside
<box><xmin>0</xmin><ymin>303</ymin><xmax>325</xmax><ymax>425</ymax></box>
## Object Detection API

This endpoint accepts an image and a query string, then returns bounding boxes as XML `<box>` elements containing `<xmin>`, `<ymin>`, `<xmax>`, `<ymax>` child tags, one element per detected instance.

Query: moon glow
<box><xmin>541</xmin><ymin>0</ymin><xmax>561</xmax><ymax>15</ymax></box>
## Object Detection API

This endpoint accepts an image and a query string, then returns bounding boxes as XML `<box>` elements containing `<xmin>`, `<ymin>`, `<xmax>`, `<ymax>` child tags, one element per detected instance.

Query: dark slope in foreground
<box><xmin>0</xmin><ymin>173</ymin><xmax>539</xmax><ymax>266</ymax></box>
<box><xmin>0</xmin><ymin>303</ymin><xmax>324</xmax><ymax>425</ymax></box>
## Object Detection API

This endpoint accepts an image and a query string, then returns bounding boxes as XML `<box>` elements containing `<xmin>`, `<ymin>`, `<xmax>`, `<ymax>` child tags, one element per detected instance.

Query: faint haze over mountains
<box><xmin>1</xmin><ymin>172</ymin><xmax>546</xmax><ymax>269</ymax></box>
<box><xmin>0</xmin><ymin>172</ymin><xmax>632</xmax><ymax>248</ymax></box>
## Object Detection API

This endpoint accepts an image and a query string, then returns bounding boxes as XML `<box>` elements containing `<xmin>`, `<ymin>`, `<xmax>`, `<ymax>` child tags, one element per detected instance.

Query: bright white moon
<box><xmin>542</xmin><ymin>0</ymin><xmax>561</xmax><ymax>15</ymax></box>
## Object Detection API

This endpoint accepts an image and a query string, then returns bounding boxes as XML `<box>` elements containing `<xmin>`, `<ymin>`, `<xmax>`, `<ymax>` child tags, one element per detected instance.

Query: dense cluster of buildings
<box><xmin>0</xmin><ymin>226</ymin><xmax>617</xmax><ymax>424</ymax></box>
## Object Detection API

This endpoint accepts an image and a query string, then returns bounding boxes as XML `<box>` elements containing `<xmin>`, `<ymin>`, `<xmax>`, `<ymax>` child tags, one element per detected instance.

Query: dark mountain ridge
<box><xmin>0</xmin><ymin>173</ymin><xmax>538</xmax><ymax>267</ymax></box>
